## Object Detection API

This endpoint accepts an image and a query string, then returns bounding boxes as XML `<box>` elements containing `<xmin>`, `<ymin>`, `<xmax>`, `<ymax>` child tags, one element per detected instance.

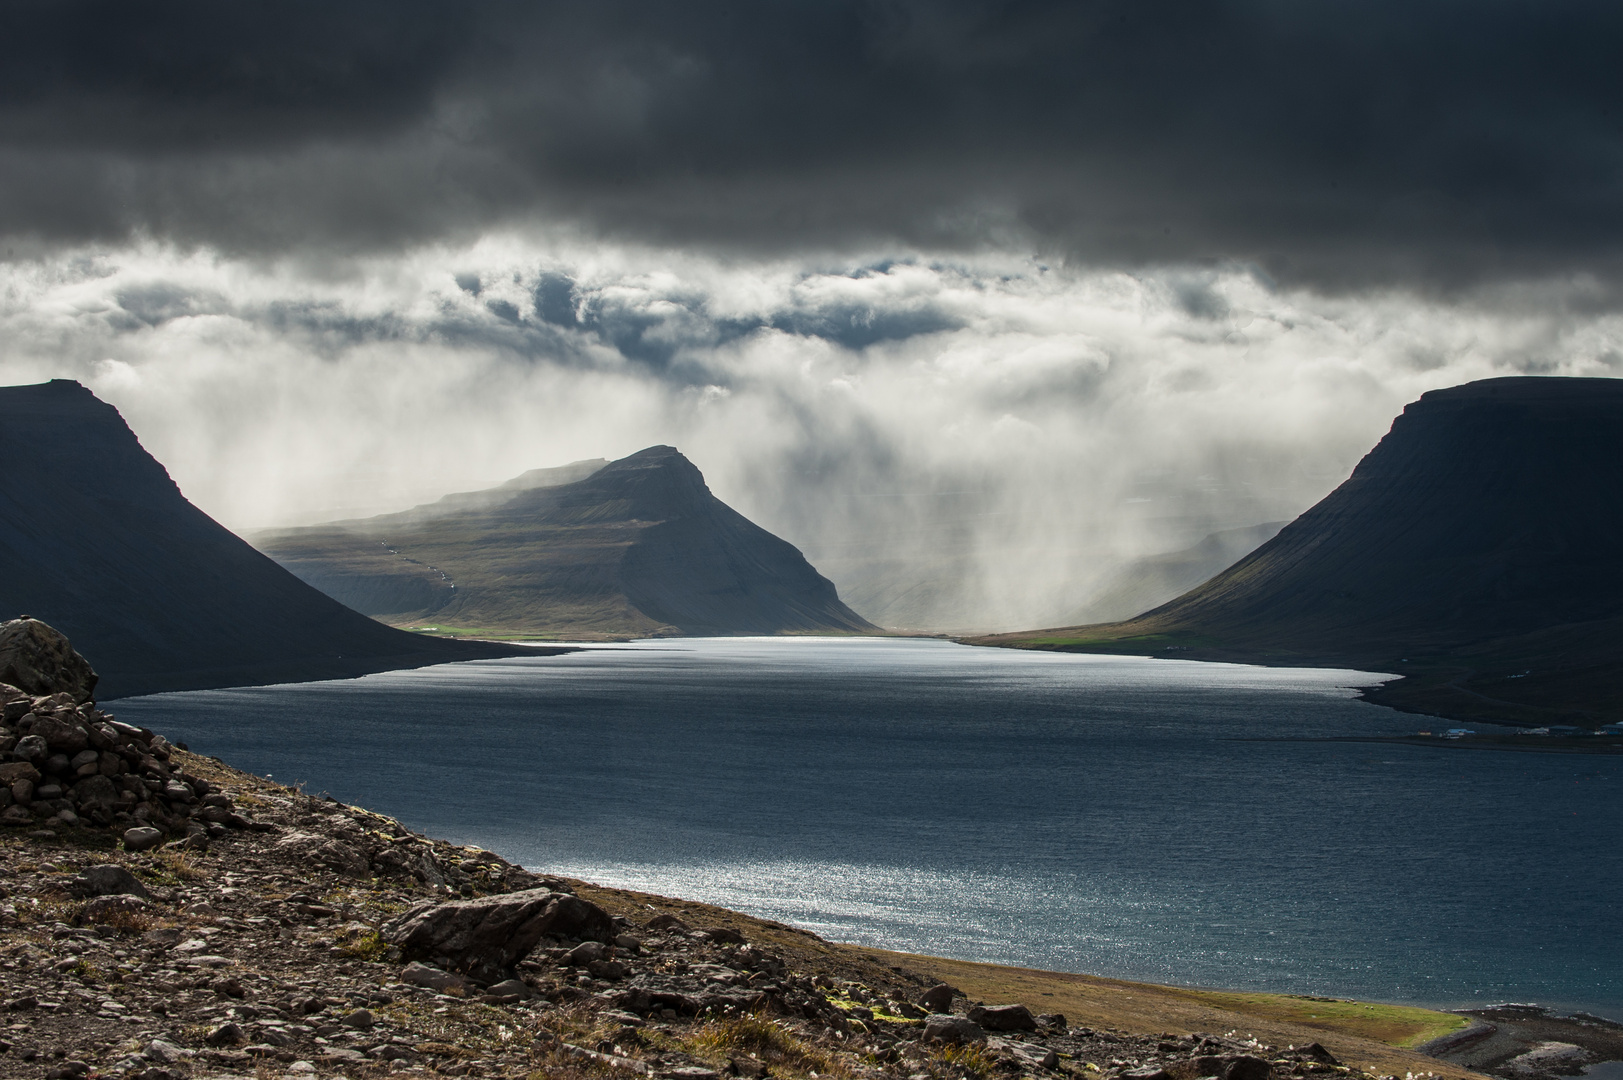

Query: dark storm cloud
<box><xmin>3</xmin><ymin>0</ymin><xmax>1622</xmax><ymax>285</ymax></box>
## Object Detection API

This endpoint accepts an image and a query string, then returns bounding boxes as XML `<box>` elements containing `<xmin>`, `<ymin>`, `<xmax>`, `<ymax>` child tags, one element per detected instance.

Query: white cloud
<box><xmin>3</xmin><ymin>239</ymin><xmax>1620</xmax><ymax>630</ymax></box>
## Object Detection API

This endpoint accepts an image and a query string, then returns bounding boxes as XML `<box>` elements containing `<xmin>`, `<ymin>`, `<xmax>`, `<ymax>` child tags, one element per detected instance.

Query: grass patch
<box><xmin>1158</xmin><ymin>989</ymin><xmax>1469</xmax><ymax>1048</ymax></box>
<box><xmin>331</xmin><ymin>926</ymin><xmax>388</xmax><ymax>961</ymax></box>
<box><xmin>140</xmin><ymin>849</ymin><xmax>204</xmax><ymax>885</ymax></box>
<box><xmin>930</xmin><ymin>1041</ymin><xmax>996</xmax><ymax>1076</ymax></box>
<box><xmin>684</xmin><ymin>1014</ymin><xmax>843</xmax><ymax>1076</ymax></box>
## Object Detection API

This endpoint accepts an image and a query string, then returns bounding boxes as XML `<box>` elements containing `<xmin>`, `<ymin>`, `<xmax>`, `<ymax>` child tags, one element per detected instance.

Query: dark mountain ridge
<box><xmin>973</xmin><ymin>377</ymin><xmax>1623</xmax><ymax>726</ymax></box>
<box><xmin>0</xmin><ymin>380</ymin><xmax>531</xmax><ymax>698</ymax></box>
<box><xmin>255</xmin><ymin>445</ymin><xmax>878</xmax><ymax>639</ymax></box>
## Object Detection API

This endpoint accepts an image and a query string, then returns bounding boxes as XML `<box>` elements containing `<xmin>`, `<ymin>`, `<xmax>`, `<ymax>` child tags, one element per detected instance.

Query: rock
<box><xmin>1224</xmin><ymin>1055</ymin><xmax>1273</xmax><ymax>1080</ymax></box>
<box><xmin>1504</xmin><ymin>1042</ymin><xmax>1593</xmax><ymax>1077</ymax></box>
<box><xmin>145</xmin><ymin>1039</ymin><xmax>191</xmax><ymax>1064</ymax></box>
<box><xmin>206</xmin><ymin>1022</ymin><xmax>246</xmax><ymax>1046</ymax></box>
<box><xmin>1124</xmin><ymin>1069</ymin><xmax>1172</xmax><ymax>1080</ymax></box>
<box><xmin>275</xmin><ymin>833</ymin><xmax>369</xmax><ymax>877</ymax></box>
<box><xmin>1000</xmin><ymin>1041</ymin><xmax>1064</xmax><ymax>1071</ymax></box>
<box><xmin>0</xmin><ymin>805</ymin><xmax>31</xmax><ymax>826</ymax></box>
<box><xmin>26</xmin><ymin>714</ymin><xmax>90</xmax><ymax>754</ymax></box>
<box><xmin>1293</xmin><ymin>1043</ymin><xmax>1339</xmax><ymax>1066</ymax></box>
<box><xmin>0</xmin><ymin>619</ymin><xmax>97</xmax><ymax>703</ymax></box>
<box><xmin>322</xmin><ymin>1048</ymin><xmax>368</xmax><ymax>1064</ymax></box>
<box><xmin>0</xmin><ymin>762</ymin><xmax>41</xmax><ymax>785</ymax></box>
<box><xmin>918</xmin><ymin>983</ymin><xmax>957</xmax><ymax>1012</ymax></box>
<box><xmin>967</xmin><ymin>1003</ymin><xmax>1037</xmax><ymax>1032</ymax></box>
<box><xmin>68</xmin><ymin>863</ymin><xmax>152</xmax><ymax>899</ymax></box>
<box><xmin>81</xmin><ymin>895</ymin><xmax>152</xmax><ymax>923</ymax></box>
<box><xmin>13</xmin><ymin>735</ymin><xmax>47</xmax><ymax>765</ymax></box>
<box><xmin>123</xmin><ymin>826</ymin><xmax>164</xmax><ymax>851</ymax></box>
<box><xmin>343</xmin><ymin>1008</ymin><xmax>378</xmax><ymax>1029</ymax></box>
<box><xmin>923</xmin><ymin>1014</ymin><xmax>987</xmax><ymax>1045</ymax></box>
<box><xmin>400</xmin><ymin>961</ymin><xmax>471</xmax><ymax>994</ymax></box>
<box><xmin>486</xmin><ymin>978</ymin><xmax>529</xmax><ymax>998</ymax></box>
<box><xmin>69</xmin><ymin>774</ymin><xmax>119</xmax><ymax>812</ymax></box>
<box><xmin>382</xmin><ymin>887</ymin><xmax>617</xmax><ymax>981</ymax></box>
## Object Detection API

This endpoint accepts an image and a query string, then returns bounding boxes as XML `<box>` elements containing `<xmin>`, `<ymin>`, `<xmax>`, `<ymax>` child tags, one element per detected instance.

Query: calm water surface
<box><xmin>112</xmin><ymin>638</ymin><xmax>1622</xmax><ymax>1017</ymax></box>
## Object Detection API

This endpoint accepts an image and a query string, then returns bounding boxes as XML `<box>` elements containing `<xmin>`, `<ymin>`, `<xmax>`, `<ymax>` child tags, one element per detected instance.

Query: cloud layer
<box><xmin>2</xmin><ymin>1</ymin><xmax>1622</xmax><ymax>286</ymax></box>
<box><xmin>4</xmin><ymin>240</ymin><xmax>1620</xmax><ymax>629</ymax></box>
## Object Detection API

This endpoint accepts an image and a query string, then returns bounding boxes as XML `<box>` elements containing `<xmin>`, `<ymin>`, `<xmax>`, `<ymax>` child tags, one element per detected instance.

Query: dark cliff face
<box><xmin>1144</xmin><ymin>376</ymin><xmax>1623</xmax><ymax>652</ymax></box>
<box><xmin>991</xmin><ymin>376</ymin><xmax>1623</xmax><ymax>724</ymax></box>
<box><xmin>0</xmin><ymin>380</ymin><xmax>525</xmax><ymax>697</ymax></box>
<box><xmin>255</xmin><ymin>444</ymin><xmax>877</xmax><ymax>638</ymax></box>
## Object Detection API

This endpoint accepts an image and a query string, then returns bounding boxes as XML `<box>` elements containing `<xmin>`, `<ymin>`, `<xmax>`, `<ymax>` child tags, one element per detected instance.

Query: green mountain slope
<box><xmin>254</xmin><ymin>446</ymin><xmax>878</xmax><ymax>639</ymax></box>
<box><xmin>970</xmin><ymin>377</ymin><xmax>1623</xmax><ymax>726</ymax></box>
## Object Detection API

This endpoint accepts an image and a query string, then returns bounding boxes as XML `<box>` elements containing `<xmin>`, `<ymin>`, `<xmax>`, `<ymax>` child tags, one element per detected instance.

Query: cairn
<box><xmin>0</xmin><ymin>617</ymin><xmax>261</xmax><ymax>849</ymax></box>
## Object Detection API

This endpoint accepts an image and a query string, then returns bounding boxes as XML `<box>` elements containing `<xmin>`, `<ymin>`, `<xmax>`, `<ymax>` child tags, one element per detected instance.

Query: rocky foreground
<box><xmin>0</xmin><ymin>619</ymin><xmax>1521</xmax><ymax>1080</ymax></box>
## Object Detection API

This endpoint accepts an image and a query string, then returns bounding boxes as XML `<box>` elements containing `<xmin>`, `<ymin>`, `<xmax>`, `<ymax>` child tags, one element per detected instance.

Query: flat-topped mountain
<box><xmin>0</xmin><ymin>380</ymin><xmax>531</xmax><ymax>698</ymax></box>
<box><xmin>973</xmin><ymin>377</ymin><xmax>1623</xmax><ymax>726</ymax></box>
<box><xmin>254</xmin><ymin>446</ymin><xmax>878</xmax><ymax>639</ymax></box>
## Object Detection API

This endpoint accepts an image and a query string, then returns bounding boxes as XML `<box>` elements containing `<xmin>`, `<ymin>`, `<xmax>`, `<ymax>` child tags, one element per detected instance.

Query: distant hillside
<box><xmin>971</xmin><ymin>377</ymin><xmax>1623</xmax><ymax>726</ymax></box>
<box><xmin>1077</xmin><ymin>521</ymin><xmax>1286</xmax><ymax>624</ymax></box>
<box><xmin>254</xmin><ymin>446</ymin><xmax>878</xmax><ymax>639</ymax></box>
<box><xmin>0</xmin><ymin>380</ymin><xmax>533</xmax><ymax>698</ymax></box>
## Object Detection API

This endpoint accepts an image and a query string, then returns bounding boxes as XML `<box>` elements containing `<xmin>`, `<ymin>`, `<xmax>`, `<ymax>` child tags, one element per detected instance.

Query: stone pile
<box><xmin>0</xmin><ymin>619</ymin><xmax>260</xmax><ymax>847</ymax></box>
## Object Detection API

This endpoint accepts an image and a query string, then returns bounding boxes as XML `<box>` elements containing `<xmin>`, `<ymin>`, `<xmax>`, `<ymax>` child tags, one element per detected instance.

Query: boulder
<box><xmin>0</xmin><ymin>619</ymin><xmax>97</xmax><ymax>702</ymax></box>
<box><xmin>81</xmin><ymin>894</ymin><xmax>152</xmax><ymax>923</ymax></box>
<box><xmin>565</xmin><ymin>941</ymin><xmax>612</xmax><ymax>966</ymax></box>
<box><xmin>923</xmin><ymin>1014</ymin><xmax>987</xmax><ymax>1045</ymax></box>
<box><xmin>967</xmin><ymin>1003</ymin><xmax>1037</xmax><ymax>1032</ymax></box>
<box><xmin>1504</xmin><ymin>1043</ymin><xmax>1592</xmax><ymax>1077</ymax></box>
<box><xmin>69</xmin><ymin>864</ymin><xmax>153</xmax><ymax>899</ymax></box>
<box><xmin>486</xmin><ymin>978</ymin><xmax>530</xmax><ymax>998</ymax></box>
<box><xmin>1293</xmin><ymin>1044</ymin><xmax>1339</xmax><ymax>1066</ymax></box>
<box><xmin>400</xmin><ymin>961</ymin><xmax>471</xmax><ymax>994</ymax></box>
<box><xmin>381</xmin><ymin>888</ymin><xmax>616</xmax><ymax>982</ymax></box>
<box><xmin>275</xmin><ymin>832</ymin><xmax>370</xmax><ymax>877</ymax></box>
<box><xmin>1224</xmin><ymin>1056</ymin><xmax>1273</xmax><ymax>1080</ymax></box>
<box><xmin>123</xmin><ymin>826</ymin><xmax>164</xmax><ymax>852</ymax></box>
<box><xmin>0</xmin><ymin>762</ymin><xmax>41</xmax><ymax>785</ymax></box>
<box><xmin>25</xmin><ymin>713</ymin><xmax>90</xmax><ymax>754</ymax></box>
<box><xmin>70</xmin><ymin>774</ymin><xmax>120</xmax><ymax>812</ymax></box>
<box><xmin>917</xmin><ymin>983</ymin><xmax>957</xmax><ymax>1012</ymax></box>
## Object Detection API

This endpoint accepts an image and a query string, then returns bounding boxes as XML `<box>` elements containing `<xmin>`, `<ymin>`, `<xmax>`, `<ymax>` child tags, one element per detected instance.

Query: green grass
<box><xmin>1158</xmin><ymin>989</ymin><xmax>1470</xmax><ymax>1048</ymax></box>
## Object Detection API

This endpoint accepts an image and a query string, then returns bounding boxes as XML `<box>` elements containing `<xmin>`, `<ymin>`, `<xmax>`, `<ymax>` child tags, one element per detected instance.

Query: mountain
<box><xmin>0</xmin><ymin>380</ymin><xmax>532</xmax><ymax>698</ymax></box>
<box><xmin>971</xmin><ymin>377</ymin><xmax>1623</xmax><ymax>726</ymax></box>
<box><xmin>253</xmin><ymin>446</ymin><xmax>878</xmax><ymax>639</ymax></box>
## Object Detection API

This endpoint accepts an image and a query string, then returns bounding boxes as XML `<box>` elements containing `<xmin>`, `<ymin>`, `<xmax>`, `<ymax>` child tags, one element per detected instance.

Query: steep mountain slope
<box><xmin>972</xmin><ymin>377</ymin><xmax>1623</xmax><ymax>725</ymax></box>
<box><xmin>254</xmin><ymin>446</ymin><xmax>878</xmax><ymax>639</ymax></box>
<box><xmin>0</xmin><ymin>380</ymin><xmax>531</xmax><ymax>698</ymax></box>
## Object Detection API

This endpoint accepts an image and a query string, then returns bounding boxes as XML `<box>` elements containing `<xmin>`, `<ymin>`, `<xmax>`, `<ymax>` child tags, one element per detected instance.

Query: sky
<box><xmin>3</xmin><ymin>0</ymin><xmax>1622</xmax><ymax>630</ymax></box>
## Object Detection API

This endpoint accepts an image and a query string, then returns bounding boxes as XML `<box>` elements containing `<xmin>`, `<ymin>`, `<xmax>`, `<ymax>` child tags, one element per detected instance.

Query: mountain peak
<box><xmin>255</xmin><ymin>445</ymin><xmax>876</xmax><ymax>639</ymax></box>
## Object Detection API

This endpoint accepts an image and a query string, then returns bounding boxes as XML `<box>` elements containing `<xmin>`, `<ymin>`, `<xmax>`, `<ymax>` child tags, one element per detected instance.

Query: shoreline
<box><xmin>0</xmin><ymin>735</ymin><xmax>1492</xmax><ymax>1080</ymax></box>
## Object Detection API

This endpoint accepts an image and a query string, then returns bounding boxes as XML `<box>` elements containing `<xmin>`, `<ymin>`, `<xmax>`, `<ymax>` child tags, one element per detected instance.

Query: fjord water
<box><xmin>114</xmin><ymin>637</ymin><xmax>1622</xmax><ymax>1017</ymax></box>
